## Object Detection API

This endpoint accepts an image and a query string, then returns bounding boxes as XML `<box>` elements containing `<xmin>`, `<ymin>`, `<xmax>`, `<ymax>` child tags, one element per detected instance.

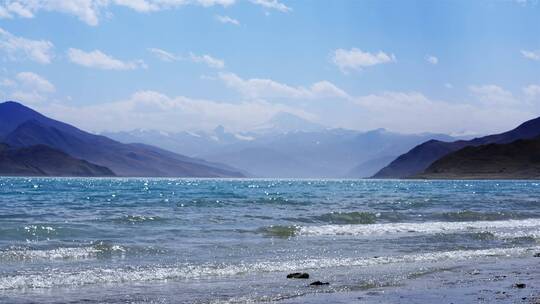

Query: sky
<box><xmin>0</xmin><ymin>0</ymin><xmax>539</xmax><ymax>135</ymax></box>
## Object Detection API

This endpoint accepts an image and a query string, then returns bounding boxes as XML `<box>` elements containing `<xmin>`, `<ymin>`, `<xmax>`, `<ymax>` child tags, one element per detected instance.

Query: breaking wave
<box><xmin>297</xmin><ymin>218</ymin><xmax>540</xmax><ymax>237</ymax></box>
<box><xmin>1</xmin><ymin>246</ymin><xmax>537</xmax><ymax>290</ymax></box>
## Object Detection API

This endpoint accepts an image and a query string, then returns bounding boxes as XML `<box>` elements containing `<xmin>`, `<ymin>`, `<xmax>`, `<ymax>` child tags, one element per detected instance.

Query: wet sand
<box><xmin>282</xmin><ymin>255</ymin><xmax>540</xmax><ymax>304</ymax></box>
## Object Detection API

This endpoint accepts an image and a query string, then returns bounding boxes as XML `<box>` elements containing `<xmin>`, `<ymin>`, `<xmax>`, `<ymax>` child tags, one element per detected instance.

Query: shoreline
<box><xmin>281</xmin><ymin>255</ymin><xmax>540</xmax><ymax>304</ymax></box>
<box><xmin>2</xmin><ymin>250</ymin><xmax>539</xmax><ymax>303</ymax></box>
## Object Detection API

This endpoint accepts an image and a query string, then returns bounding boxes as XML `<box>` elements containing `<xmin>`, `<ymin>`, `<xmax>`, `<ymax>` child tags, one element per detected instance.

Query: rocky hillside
<box><xmin>416</xmin><ymin>137</ymin><xmax>540</xmax><ymax>179</ymax></box>
<box><xmin>0</xmin><ymin>144</ymin><xmax>115</xmax><ymax>177</ymax></box>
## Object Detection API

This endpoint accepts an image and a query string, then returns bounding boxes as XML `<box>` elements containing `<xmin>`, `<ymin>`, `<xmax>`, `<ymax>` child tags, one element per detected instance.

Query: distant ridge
<box><xmin>0</xmin><ymin>101</ymin><xmax>244</xmax><ymax>177</ymax></box>
<box><xmin>373</xmin><ymin>116</ymin><xmax>540</xmax><ymax>178</ymax></box>
<box><xmin>106</xmin><ymin>122</ymin><xmax>457</xmax><ymax>178</ymax></box>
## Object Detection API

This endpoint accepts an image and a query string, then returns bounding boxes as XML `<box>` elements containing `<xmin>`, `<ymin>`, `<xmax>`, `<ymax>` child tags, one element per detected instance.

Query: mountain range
<box><xmin>5</xmin><ymin>100</ymin><xmax>538</xmax><ymax>179</ymax></box>
<box><xmin>374</xmin><ymin>116</ymin><xmax>540</xmax><ymax>178</ymax></box>
<box><xmin>104</xmin><ymin>114</ymin><xmax>458</xmax><ymax>178</ymax></box>
<box><xmin>0</xmin><ymin>101</ymin><xmax>244</xmax><ymax>177</ymax></box>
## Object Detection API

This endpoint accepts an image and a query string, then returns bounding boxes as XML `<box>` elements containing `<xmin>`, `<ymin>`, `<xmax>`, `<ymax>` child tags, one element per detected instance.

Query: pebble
<box><xmin>287</xmin><ymin>272</ymin><xmax>309</xmax><ymax>279</ymax></box>
<box><xmin>310</xmin><ymin>281</ymin><xmax>330</xmax><ymax>286</ymax></box>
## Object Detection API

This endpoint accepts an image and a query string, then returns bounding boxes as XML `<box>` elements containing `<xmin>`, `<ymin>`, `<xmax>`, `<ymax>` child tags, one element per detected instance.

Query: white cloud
<box><xmin>351</xmin><ymin>91</ymin><xmax>533</xmax><ymax>135</ymax></box>
<box><xmin>148</xmin><ymin>48</ymin><xmax>178</xmax><ymax>62</ymax></box>
<box><xmin>36</xmin><ymin>90</ymin><xmax>312</xmax><ymax>133</ymax></box>
<box><xmin>4</xmin><ymin>71</ymin><xmax>56</xmax><ymax>104</ymax></box>
<box><xmin>148</xmin><ymin>48</ymin><xmax>224</xmax><ymax>68</ymax></box>
<box><xmin>521</xmin><ymin>49</ymin><xmax>540</xmax><ymax>61</ymax></box>
<box><xmin>0</xmin><ymin>6</ymin><xmax>12</xmax><ymax>18</ymax></box>
<box><xmin>16</xmin><ymin>74</ymin><xmax>538</xmax><ymax>136</ymax></box>
<box><xmin>6</xmin><ymin>2</ymin><xmax>34</xmax><ymax>18</ymax></box>
<box><xmin>67</xmin><ymin>48</ymin><xmax>146</xmax><ymax>70</ymax></box>
<box><xmin>250</xmin><ymin>0</ymin><xmax>291</xmax><ymax>12</ymax></box>
<box><xmin>16</xmin><ymin>72</ymin><xmax>55</xmax><ymax>93</ymax></box>
<box><xmin>426</xmin><ymin>55</ymin><xmax>438</xmax><ymax>65</ymax></box>
<box><xmin>111</xmin><ymin>0</ymin><xmax>237</xmax><ymax>12</ymax></box>
<box><xmin>113</xmin><ymin>0</ymin><xmax>159</xmax><ymax>12</ymax></box>
<box><xmin>194</xmin><ymin>0</ymin><xmax>236</xmax><ymax>7</ymax></box>
<box><xmin>10</xmin><ymin>91</ymin><xmax>47</xmax><ymax>104</ymax></box>
<box><xmin>189</xmin><ymin>53</ymin><xmax>225</xmax><ymax>69</ymax></box>
<box><xmin>331</xmin><ymin>48</ymin><xmax>396</xmax><ymax>73</ymax></box>
<box><xmin>523</xmin><ymin>84</ymin><xmax>540</xmax><ymax>98</ymax></box>
<box><xmin>469</xmin><ymin>84</ymin><xmax>518</xmax><ymax>106</ymax></box>
<box><xmin>0</xmin><ymin>0</ymin><xmax>236</xmax><ymax>26</ymax></box>
<box><xmin>219</xmin><ymin>72</ymin><xmax>349</xmax><ymax>100</ymax></box>
<box><xmin>218</xmin><ymin>78</ymin><xmax>534</xmax><ymax>135</ymax></box>
<box><xmin>0</xmin><ymin>0</ymin><xmax>104</xmax><ymax>26</ymax></box>
<box><xmin>309</xmin><ymin>81</ymin><xmax>350</xmax><ymax>99</ymax></box>
<box><xmin>215</xmin><ymin>15</ymin><xmax>240</xmax><ymax>25</ymax></box>
<box><xmin>0</xmin><ymin>28</ymin><xmax>54</xmax><ymax>64</ymax></box>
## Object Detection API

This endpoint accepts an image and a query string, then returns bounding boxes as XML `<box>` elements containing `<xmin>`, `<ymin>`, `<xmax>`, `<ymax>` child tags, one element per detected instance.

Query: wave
<box><xmin>0</xmin><ymin>240</ymin><xmax>168</xmax><ymax>262</ymax></box>
<box><xmin>0</xmin><ymin>246</ymin><xmax>102</xmax><ymax>261</ymax></box>
<box><xmin>313</xmin><ymin>211</ymin><xmax>377</xmax><ymax>225</ymax></box>
<box><xmin>280</xmin><ymin>211</ymin><xmax>410</xmax><ymax>226</ymax></box>
<box><xmin>296</xmin><ymin>218</ymin><xmax>540</xmax><ymax>236</ymax></box>
<box><xmin>251</xmin><ymin>197</ymin><xmax>313</xmax><ymax>206</ymax></box>
<box><xmin>284</xmin><ymin>210</ymin><xmax>535</xmax><ymax>227</ymax></box>
<box><xmin>173</xmin><ymin>196</ymin><xmax>311</xmax><ymax>208</ymax></box>
<box><xmin>110</xmin><ymin>215</ymin><xmax>165</xmax><ymax>224</ymax></box>
<box><xmin>491</xmin><ymin>230</ymin><xmax>540</xmax><ymax>240</ymax></box>
<box><xmin>434</xmin><ymin>210</ymin><xmax>529</xmax><ymax>222</ymax></box>
<box><xmin>260</xmin><ymin>218</ymin><xmax>540</xmax><ymax>238</ymax></box>
<box><xmin>258</xmin><ymin>225</ymin><xmax>299</xmax><ymax>238</ymax></box>
<box><xmin>1</xmin><ymin>246</ymin><xmax>537</xmax><ymax>290</ymax></box>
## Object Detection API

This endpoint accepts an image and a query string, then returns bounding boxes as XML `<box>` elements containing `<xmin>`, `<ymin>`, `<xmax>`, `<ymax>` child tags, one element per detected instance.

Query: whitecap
<box><xmin>297</xmin><ymin>218</ymin><xmax>540</xmax><ymax>236</ymax></box>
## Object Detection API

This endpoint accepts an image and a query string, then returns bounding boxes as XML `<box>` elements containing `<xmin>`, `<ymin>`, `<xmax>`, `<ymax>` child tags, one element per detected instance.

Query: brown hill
<box><xmin>416</xmin><ymin>137</ymin><xmax>540</xmax><ymax>179</ymax></box>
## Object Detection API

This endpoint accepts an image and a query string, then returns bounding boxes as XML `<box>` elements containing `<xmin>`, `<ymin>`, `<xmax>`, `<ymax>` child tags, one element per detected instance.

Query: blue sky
<box><xmin>0</xmin><ymin>0</ymin><xmax>539</xmax><ymax>135</ymax></box>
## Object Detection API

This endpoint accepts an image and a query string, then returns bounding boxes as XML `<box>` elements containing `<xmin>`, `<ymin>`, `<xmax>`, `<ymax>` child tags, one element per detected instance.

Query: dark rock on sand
<box><xmin>309</xmin><ymin>281</ymin><xmax>330</xmax><ymax>286</ymax></box>
<box><xmin>513</xmin><ymin>283</ymin><xmax>526</xmax><ymax>289</ymax></box>
<box><xmin>287</xmin><ymin>272</ymin><xmax>309</xmax><ymax>279</ymax></box>
<box><xmin>533</xmin><ymin>252</ymin><xmax>540</xmax><ymax>257</ymax></box>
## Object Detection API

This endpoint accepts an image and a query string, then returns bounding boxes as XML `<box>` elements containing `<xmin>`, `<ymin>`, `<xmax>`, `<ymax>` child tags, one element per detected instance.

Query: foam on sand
<box><xmin>1</xmin><ymin>246</ymin><xmax>537</xmax><ymax>290</ymax></box>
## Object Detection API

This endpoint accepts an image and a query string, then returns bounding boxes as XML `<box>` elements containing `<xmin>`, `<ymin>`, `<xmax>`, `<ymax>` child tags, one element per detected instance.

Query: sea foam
<box><xmin>297</xmin><ymin>218</ymin><xmax>540</xmax><ymax>236</ymax></box>
<box><xmin>1</xmin><ymin>246</ymin><xmax>537</xmax><ymax>290</ymax></box>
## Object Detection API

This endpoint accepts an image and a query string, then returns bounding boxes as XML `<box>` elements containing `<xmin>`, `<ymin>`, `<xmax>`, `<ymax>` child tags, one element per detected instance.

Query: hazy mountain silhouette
<box><xmin>0</xmin><ymin>101</ymin><xmax>244</xmax><ymax>177</ymax></box>
<box><xmin>105</xmin><ymin>113</ymin><xmax>456</xmax><ymax>178</ymax></box>
<box><xmin>346</xmin><ymin>155</ymin><xmax>398</xmax><ymax>178</ymax></box>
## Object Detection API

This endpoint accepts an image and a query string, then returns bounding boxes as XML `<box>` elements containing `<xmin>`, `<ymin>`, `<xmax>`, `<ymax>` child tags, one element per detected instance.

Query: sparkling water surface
<box><xmin>1</xmin><ymin>178</ymin><xmax>539</xmax><ymax>303</ymax></box>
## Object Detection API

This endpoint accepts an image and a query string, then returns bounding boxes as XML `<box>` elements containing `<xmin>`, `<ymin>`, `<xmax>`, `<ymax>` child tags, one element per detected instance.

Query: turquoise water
<box><xmin>1</xmin><ymin>178</ymin><xmax>540</xmax><ymax>303</ymax></box>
